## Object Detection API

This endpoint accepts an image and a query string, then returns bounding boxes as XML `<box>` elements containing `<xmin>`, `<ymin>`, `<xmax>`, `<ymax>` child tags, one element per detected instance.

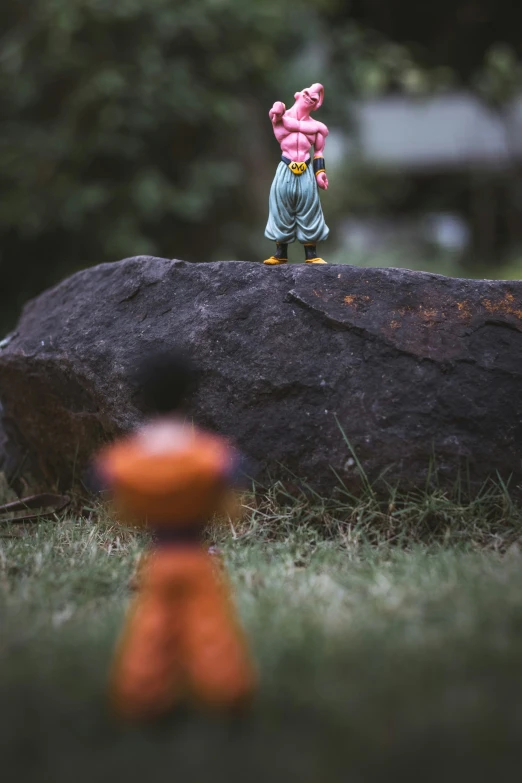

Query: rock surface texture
<box><xmin>0</xmin><ymin>409</ymin><xmax>6</xmax><ymax>476</ymax></box>
<box><xmin>0</xmin><ymin>256</ymin><xmax>522</xmax><ymax>495</ymax></box>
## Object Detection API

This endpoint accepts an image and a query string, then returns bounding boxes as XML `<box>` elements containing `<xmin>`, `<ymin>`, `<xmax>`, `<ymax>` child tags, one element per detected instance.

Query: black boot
<box><xmin>303</xmin><ymin>243</ymin><xmax>326</xmax><ymax>264</ymax></box>
<box><xmin>264</xmin><ymin>242</ymin><xmax>288</xmax><ymax>265</ymax></box>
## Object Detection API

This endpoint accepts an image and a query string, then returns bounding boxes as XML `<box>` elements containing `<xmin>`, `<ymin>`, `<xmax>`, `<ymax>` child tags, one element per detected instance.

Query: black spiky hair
<box><xmin>132</xmin><ymin>347</ymin><xmax>199</xmax><ymax>415</ymax></box>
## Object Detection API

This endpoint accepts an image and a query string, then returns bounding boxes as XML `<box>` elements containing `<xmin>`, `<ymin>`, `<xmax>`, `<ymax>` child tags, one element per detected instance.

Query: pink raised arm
<box><xmin>281</xmin><ymin>115</ymin><xmax>301</xmax><ymax>132</ymax></box>
<box><xmin>269</xmin><ymin>101</ymin><xmax>286</xmax><ymax>125</ymax></box>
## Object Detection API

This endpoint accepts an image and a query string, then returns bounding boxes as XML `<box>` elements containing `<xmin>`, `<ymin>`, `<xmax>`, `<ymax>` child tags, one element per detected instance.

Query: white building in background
<box><xmin>356</xmin><ymin>92</ymin><xmax>522</xmax><ymax>170</ymax></box>
<box><xmin>334</xmin><ymin>92</ymin><xmax>522</xmax><ymax>258</ymax></box>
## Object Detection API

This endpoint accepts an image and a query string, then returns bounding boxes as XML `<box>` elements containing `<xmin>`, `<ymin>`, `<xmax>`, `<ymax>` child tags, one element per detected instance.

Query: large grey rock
<box><xmin>0</xmin><ymin>256</ymin><xmax>522</xmax><ymax>495</ymax></box>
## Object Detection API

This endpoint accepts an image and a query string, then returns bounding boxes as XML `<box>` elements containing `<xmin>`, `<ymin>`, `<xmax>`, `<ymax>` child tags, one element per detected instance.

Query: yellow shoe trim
<box><xmin>264</xmin><ymin>256</ymin><xmax>288</xmax><ymax>265</ymax></box>
<box><xmin>305</xmin><ymin>257</ymin><xmax>327</xmax><ymax>264</ymax></box>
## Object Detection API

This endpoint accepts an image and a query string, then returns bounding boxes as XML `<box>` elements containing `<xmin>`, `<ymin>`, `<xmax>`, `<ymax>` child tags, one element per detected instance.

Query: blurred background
<box><xmin>2</xmin><ymin>0</ymin><xmax>522</xmax><ymax>334</ymax></box>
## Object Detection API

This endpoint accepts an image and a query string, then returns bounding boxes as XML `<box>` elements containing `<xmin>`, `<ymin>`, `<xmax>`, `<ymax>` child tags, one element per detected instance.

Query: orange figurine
<box><xmin>94</xmin><ymin>350</ymin><xmax>256</xmax><ymax>721</ymax></box>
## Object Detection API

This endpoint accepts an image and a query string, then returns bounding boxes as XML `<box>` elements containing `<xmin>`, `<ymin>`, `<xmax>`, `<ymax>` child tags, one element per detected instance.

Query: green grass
<box><xmin>2</xmin><ymin>484</ymin><xmax>522</xmax><ymax>782</ymax></box>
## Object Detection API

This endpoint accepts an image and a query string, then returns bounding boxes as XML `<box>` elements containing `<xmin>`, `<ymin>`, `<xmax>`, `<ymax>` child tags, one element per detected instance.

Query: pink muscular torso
<box><xmin>273</xmin><ymin>116</ymin><xmax>326</xmax><ymax>161</ymax></box>
<box><xmin>269</xmin><ymin>97</ymin><xmax>329</xmax><ymax>189</ymax></box>
<box><xmin>276</xmin><ymin>128</ymin><xmax>313</xmax><ymax>161</ymax></box>
<box><xmin>270</xmin><ymin>104</ymin><xmax>328</xmax><ymax>161</ymax></box>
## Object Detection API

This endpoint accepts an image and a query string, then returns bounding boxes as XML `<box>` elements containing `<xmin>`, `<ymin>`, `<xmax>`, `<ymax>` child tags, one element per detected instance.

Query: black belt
<box><xmin>281</xmin><ymin>155</ymin><xmax>311</xmax><ymax>165</ymax></box>
<box><xmin>152</xmin><ymin>523</ymin><xmax>206</xmax><ymax>547</ymax></box>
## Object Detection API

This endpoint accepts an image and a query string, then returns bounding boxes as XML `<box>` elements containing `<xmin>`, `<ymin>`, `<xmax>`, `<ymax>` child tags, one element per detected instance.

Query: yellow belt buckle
<box><xmin>288</xmin><ymin>161</ymin><xmax>307</xmax><ymax>175</ymax></box>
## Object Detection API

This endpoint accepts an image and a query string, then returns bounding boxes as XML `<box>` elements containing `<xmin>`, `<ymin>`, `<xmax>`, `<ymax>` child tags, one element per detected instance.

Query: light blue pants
<box><xmin>265</xmin><ymin>161</ymin><xmax>329</xmax><ymax>244</ymax></box>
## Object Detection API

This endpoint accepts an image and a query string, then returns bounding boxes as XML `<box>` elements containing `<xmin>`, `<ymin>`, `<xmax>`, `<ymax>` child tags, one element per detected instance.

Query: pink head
<box><xmin>293</xmin><ymin>83</ymin><xmax>324</xmax><ymax>113</ymax></box>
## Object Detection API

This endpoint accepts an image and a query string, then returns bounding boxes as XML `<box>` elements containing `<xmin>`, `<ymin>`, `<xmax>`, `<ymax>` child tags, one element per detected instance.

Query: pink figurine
<box><xmin>264</xmin><ymin>83</ymin><xmax>329</xmax><ymax>266</ymax></box>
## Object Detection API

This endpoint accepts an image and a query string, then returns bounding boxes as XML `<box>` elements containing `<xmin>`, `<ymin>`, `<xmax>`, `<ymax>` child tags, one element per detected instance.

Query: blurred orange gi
<box><xmin>94</xmin><ymin>352</ymin><xmax>256</xmax><ymax>720</ymax></box>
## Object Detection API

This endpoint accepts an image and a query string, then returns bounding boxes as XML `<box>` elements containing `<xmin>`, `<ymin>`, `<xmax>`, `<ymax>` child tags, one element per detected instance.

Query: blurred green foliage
<box><xmin>0</xmin><ymin>0</ymin><xmax>336</xmax><ymax>330</ymax></box>
<box><xmin>2</xmin><ymin>0</ymin><xmax>522</xmax><ymax>333</ymax></box>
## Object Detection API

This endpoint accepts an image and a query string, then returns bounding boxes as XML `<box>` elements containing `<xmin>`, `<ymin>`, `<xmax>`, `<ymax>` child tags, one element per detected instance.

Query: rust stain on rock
<box><xmin>456</xmin><ymin>301</ymin><xmax>472</xmax><ymax>321</ymax></box>
<box><xmin>301</xmin><ymin>273</ymin><xmax>522</xmax><ymax>363</ymax></box>
<box><xmin>482</xmin><ymin>293</ymin><xmax>522</xmax><ymax>320</ymax></box>
<box><xmin>395</xmin><ymin>304</ymin><xmax>440</xmax><ymax>320</ymax></box>
<box><xmin>344</xmin><ymin>295</ymin><xmax>370</xmax><ymax>307</ymax></box>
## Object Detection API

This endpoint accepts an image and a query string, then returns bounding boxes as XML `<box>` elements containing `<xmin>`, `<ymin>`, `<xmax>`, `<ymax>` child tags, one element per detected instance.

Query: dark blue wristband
<box><xmin>313</xmin><ymin>156</ymin><xmax>325</xmax><ymax>174</ymax></box>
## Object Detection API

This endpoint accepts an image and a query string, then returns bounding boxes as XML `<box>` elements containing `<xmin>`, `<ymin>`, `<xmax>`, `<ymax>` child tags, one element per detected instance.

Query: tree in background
<box><xmin>324</xmin><ymin>1</ymin><xmax>522</xmax><ymax>267</ymax></box>
<box><xmin>2</xmin><ymin>0</ymin><xmax>522</xmax><ymax>333</ymax></box>
<box><xmin>0</xmin><ymin>0</ymin><xmax>336</xmax><ymax>331</ymax></box>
